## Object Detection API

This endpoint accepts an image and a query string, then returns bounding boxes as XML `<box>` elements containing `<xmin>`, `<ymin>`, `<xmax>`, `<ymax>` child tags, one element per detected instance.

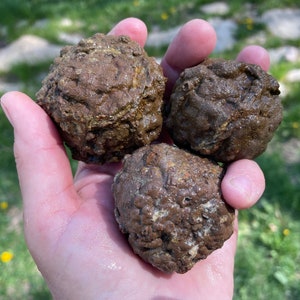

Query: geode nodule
<box><xmin>36</xmin><ymin>33</ymin><xmax>166</xmax><ymax>164</ymax></box>
<box><xmin>166</xmin><ymin>58</ymin><xmax>282</xmax><ymax>162</ymax></box>
<box><xmin>113</xmin><ymin>143</ymin><xmax>235</xmax><ymax>274</ymax></box>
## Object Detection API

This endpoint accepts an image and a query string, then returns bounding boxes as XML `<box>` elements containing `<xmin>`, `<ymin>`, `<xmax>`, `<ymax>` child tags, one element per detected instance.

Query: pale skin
<box><xmin>0</xmin><ymin>18</ymin><xmax>267</xmax><ymax>299</ymax></box>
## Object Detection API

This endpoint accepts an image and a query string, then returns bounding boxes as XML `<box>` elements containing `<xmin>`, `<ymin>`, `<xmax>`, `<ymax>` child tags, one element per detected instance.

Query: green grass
<box><xmin>0</xmin><ymin>206</ymin><xmax>50</xmax><ymax>299</ymax></box>
<box><xmin>235</xmin><ymin>151</ymin><xmax>300</xmax><ymax>299</ymax></box>
<box><xmin>0</xmin><ymin>0</ymin><xmax>298</xmax><ymax>44</ymax></box>
<box><xmin>1</xmin><ymin>0</ymin><xmax>300</xmax><ymax>299</ymax></box>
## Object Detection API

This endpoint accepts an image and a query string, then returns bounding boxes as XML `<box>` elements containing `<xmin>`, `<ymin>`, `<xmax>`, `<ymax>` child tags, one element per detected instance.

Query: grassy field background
<box><xmin>0</xmin><ymin>0</ymin><xmax>299</xmax><ymax>299</ymax></box>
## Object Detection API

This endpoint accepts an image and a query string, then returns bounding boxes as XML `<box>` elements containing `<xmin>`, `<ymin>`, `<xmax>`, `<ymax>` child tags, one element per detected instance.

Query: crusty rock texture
<box><xmin>113</xmin><ymin>143</ymin><xmax>235</xmax><ymax>274</ymax></box>
<box><xmin>166</xmin><ymin>58</ymin><xmax>282</xmax><ymax>162</ymax></box>
<box><xmin>36</xmin><ymin>33</ymin><xmax>166</xmax><ymax>164</ymax></box>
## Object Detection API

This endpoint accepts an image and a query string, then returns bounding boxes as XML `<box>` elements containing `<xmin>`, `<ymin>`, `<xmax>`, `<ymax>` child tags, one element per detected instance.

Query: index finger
<box><xmin>236</xmin><ymin>45</ymin><xmax>270</xmax><ymax>71</ymax></box>
<box><xmin>160</xmin><ymin>19</ymin><xmax>217</xmax><ymax>94</ymax></box>
<box><xmin>108</xmin><ymin>17</ymin><xmax>148</xmax><ymax>47</ymax></box>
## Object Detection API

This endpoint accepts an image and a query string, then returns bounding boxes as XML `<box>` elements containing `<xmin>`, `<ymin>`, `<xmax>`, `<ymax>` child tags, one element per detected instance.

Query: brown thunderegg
<box><xmin>113</xmin><ymin>143</ymin><xmax>235</xmax><ymax>274</ymax></box>
<box><xmin>166</xmin><ymin>58</ymin><xmax>282</xmax><ymax>162</ymax></box>
<box><xmin>36</xmin><ymin>34</ymin><xmax>166</xmax><ymax>164</ymax></box>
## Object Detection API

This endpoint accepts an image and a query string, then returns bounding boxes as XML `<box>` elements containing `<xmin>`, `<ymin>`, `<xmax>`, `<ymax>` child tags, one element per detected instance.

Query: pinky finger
<box><xmin>221</xmin><ymin>159</ymin><xmax>265</xmax><ymax>210</ymax></box>
<box><xmin>236</xmin><ymin>45</ymin><xmax>270</xmax><ymax>71</ymax></box>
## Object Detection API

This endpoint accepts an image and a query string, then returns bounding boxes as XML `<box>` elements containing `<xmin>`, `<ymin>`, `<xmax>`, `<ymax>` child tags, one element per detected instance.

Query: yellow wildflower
<box><xmin>245</xmin><ymin>17</ymin><xmax>254</xmax><ymax>30</ymax></box>
<box><xmin>161</xmin><ymin>12</ymin><xmax>169</xmax><ymax>21</ymax></box>
<box><xmin>292</xmin><ymin>122</ymin><xmax>299</xmax><ymax>129</ymax></box>
<box><xmin>133</xmin><ymin>0</ymin><xmax>139</xmax><ymax>7</ymax></box>
<box><xmin>1</xmin><ymin>251</ymin><xmax>14</xmax><ymax>263</ymax></box>
<box><xmin>0</xmin><ymin>201</ymin><xmax>8</xmax><ymax>210</ymax></box>
<box><xmin>283</xmin><ymin>228</ymin><xmax>290</xmax><ymax>236</ymax></box>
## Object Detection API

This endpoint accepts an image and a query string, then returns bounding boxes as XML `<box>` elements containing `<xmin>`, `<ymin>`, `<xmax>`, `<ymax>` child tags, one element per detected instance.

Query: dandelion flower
<box><xmin>161</xmin><ymin>12</ymin><xmax>169</xmax><ymax>21</ymax></box>
<box><xmin>133</xmin><ymin>0</ymin><xmax>139</xmax><ymax>7</ymax></box>
<box><xmin>0</xmin><ymin>201</ymin><xmax>8</xmax><ymax>210</ymax></box>
<box><xmin>283</xmin><ymin>228</ymin><xmax>290</xmax><ymax>236</ymax></box>
<box><xmin>245</xmin><ymin>17</ymin><xmax>254</xmax><ymax>30</ymax></box>
<box><xmin>1</xmin><ymin>251</ymin><xmax>14</xmax><ymax>263</ymax></box>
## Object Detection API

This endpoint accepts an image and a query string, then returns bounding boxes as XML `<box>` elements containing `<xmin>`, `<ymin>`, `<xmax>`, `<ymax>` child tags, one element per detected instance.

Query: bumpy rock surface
<box><xmin>113</xmin><ymin>143</ymin><xmax>235</xmax><ymax>273</ymax></box>
<box><xmin>166</xmin><ymin>58</ymin><xmax>282</xmax><ymax>162</ymax></box>
<box><xmin>36</xmin><ymin>33</ymin><xmax>166</xmax><ymax>164</ymax></box>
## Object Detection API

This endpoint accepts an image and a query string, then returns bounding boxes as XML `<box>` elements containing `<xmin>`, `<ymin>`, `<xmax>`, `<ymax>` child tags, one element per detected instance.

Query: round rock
<box><xmin>113</xmin><ymin>143</ymin><xmax>235</xmax><ymax>273</ymax></box>
<box><xmin>166</xmin><ymin>58</ymin><xmax>282</xmax><ymax>162</ymax></box>
<box><xmin>36</xmin><ymin>33</ymin><xmax>166</xmax><ymax>164</ymax></box>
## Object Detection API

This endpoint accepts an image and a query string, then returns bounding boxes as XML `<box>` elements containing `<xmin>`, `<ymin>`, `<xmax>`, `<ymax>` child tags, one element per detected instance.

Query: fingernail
<box><xmin>0</xmin><ymin>93</ymin><xmax>13</xmax><ymax>126</ymax></box>
<box><xmin>229</xmin><ymin>175</ymin><xmax>252</xmax><ymax>202</ymax></box>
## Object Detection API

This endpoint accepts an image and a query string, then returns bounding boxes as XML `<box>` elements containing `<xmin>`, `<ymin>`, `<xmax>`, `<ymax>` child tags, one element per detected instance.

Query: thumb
<box><xmin>1</xmin><ymin>91</ymin><xmax>79</xmax><ymax>247</ymax></box>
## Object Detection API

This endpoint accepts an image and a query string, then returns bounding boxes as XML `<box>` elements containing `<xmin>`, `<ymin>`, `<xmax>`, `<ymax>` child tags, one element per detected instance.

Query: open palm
<box><xmin>1</xmin><ymin>18</ymin><xmax>267</xmax><ymax>300</ymax></box>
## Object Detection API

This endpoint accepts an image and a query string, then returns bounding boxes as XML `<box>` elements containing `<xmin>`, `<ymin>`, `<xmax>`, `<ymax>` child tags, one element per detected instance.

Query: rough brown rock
<box><xmin>36</xmin><ymin>33</ymin><xmax>166</xmax><ymax>164</ymax></box>
<box><xmin>166</xmin><ymin>58</ymin><xmax>282</xmax><ymax>162</ymax></box>
<box><xmin>113</xmin><ymin>143</ymin><xmax>235</xmax><ymax>273</ymax></box>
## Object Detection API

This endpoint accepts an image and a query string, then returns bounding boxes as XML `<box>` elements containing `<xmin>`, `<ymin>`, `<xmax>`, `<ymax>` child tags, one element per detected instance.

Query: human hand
<box><xmin>1</xmin><ymin>18</ymin><xmax>266</xmax><ymax>299</ymax></box>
